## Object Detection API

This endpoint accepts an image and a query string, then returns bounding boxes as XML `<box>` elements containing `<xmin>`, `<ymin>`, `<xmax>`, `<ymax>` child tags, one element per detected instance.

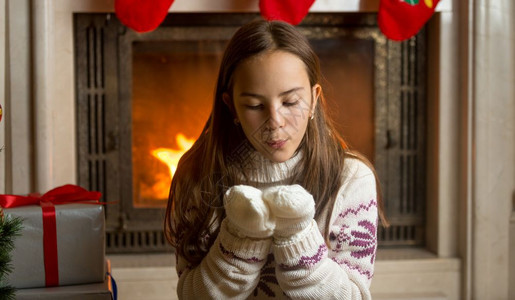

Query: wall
<box><xmin>1</xmin><ymin>0</ymin><xmax>33</xmax><ymax>194</ymax></box>
<box><xmin>463</xmin><ymin>0</ymin><xmax>515</xmax><ymax>298</ymax></box>
<box><xmin>0</xmin><ymin>0</ymin><xmax>5</xmax><ymax>193</ymax></box>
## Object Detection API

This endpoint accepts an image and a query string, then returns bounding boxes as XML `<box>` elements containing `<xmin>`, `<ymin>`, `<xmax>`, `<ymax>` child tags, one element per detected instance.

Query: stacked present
<box><xmin>0</xmin><ymin>185</ymin><xmax>114</xmax><ymax>299</ymax></box>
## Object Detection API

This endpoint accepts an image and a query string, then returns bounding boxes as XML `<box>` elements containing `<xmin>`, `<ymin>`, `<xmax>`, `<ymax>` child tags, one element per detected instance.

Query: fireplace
<box><xmin>74</xmin><ymin>13</ymin><xmax>426</xmax><ymax>253</ymax></box>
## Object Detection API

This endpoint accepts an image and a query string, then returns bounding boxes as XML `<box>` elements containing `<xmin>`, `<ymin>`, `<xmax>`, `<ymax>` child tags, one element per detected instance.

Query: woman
<box><xmin>165</xmin><ymin>19</ymin><xmax>387</xmax><ymax>299</ymax></box>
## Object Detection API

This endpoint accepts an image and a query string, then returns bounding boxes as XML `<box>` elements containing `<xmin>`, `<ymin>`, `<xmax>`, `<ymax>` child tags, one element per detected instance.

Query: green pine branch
<box><xmin>0</xmin><ymin>252</ymin><xmax>12</xmax><ymax>280</ymax></box>
<box><xmin>0</xmin><ymin>212</ymin><xmax>23</xmax><ymax>300</ymax></box>
<box><xmin>0</xmin><ymin>286</ymin><xmax>16</xmax><ymax>300</ymax></box>
<box><xmin>0</xmin><ymin>216</ymin><xmax>22</xmax><ymax>250</ymax></box>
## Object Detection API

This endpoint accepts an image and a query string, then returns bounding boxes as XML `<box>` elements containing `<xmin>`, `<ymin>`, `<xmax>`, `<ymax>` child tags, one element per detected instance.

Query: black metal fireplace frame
<box><xmin>75</xmin><ymin>13</ymin><xmax>426</xmax><ymax>253</ymax></box>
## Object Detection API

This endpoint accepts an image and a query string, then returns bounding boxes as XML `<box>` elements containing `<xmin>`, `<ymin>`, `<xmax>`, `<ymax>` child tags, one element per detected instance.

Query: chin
<box><xmin>265</xmin><ymin>150</ymin><xmax>294</xmax><ymax>163</ymax></box>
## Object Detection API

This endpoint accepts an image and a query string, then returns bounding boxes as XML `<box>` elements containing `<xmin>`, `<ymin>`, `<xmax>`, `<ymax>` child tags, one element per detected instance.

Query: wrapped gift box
<box><xmin>14</xmin><ymin>274</ymin><xmax>113</xmax><ymax>300</ymax></box>
<box><xmin>14</xmin><ymin>260</ymin><xmax>114</xmax><ymax>300</ymax></box>
<box><xmin>3</xmin><ymin>203</ymin><xmax>105</xmax><ymax>288</ymax></box>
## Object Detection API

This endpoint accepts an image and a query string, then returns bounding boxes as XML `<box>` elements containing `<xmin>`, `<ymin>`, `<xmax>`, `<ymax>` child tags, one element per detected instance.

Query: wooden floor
<box><xmin>109</xmin><ymin>253</ymin><xmax>178</xmax><ymax>300</ymax></box>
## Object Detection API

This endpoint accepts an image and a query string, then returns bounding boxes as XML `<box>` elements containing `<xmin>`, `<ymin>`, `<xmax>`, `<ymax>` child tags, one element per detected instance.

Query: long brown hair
<box><xmin>165</xmin><ymin>19</ymin><xmax>388</xmax><ymax>266</ymax></box>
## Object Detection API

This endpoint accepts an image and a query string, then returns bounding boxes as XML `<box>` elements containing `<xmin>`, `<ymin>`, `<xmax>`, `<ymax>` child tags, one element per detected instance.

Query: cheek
<box><xmin>291</xmin><ymin>118</ymin><xmax>309</xmax><ymax>141</ymax></box>
<box><xmin>283</xmin><ymin>102</ymin><xmax>311</xmax><ymax>136</ymax></box>
<box><xmin>237</xmin><ymin>111</ymin><xmax>262</xmax><ymax>134</ymax></box>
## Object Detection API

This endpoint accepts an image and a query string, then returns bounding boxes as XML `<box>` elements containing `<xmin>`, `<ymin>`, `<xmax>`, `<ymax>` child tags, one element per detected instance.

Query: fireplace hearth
<box><xmin>74</xmin><ymin>13</ymin><xmax>426</xmax><ymax>253</ymax></box>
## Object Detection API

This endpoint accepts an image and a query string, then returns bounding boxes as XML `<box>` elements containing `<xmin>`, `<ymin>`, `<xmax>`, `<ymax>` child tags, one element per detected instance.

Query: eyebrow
<box><xmin>239</xmin><ymin>87</ymin><xmax>304</xmax><ymax>99</ymax></box>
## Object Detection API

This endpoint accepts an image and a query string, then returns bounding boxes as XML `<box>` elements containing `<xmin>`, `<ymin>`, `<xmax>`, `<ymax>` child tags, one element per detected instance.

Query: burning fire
<box><xmin>150</xmin><ymin>134</ymin><xmax>195</xmax><ymax>199</ymax></box>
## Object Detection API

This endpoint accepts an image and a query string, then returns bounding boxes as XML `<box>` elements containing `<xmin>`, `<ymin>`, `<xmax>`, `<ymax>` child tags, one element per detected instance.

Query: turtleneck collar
<box><xmin>243</xmin><ymin>149</ymin><xmax>303</xmax><ymax>184</ymax></box>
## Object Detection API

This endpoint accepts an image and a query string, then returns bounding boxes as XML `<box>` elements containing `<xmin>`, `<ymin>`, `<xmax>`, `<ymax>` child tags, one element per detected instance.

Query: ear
<box><xmin>311</xmin><ymin>84</ymin><xmax>321</xmax><ymax>115</ymax></box>
<box><xmin>222</xmin><ymin>92</ymin><xmax>235</xmax><ymax>116</ymax></box>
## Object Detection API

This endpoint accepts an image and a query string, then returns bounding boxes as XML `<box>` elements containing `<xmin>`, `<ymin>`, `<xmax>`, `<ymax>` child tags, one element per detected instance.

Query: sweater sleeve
<box><xmin>176</xmin><ymin>219</ymin><xmax>272</xmax><ymax>300</ymax></box>
<box><xmin>272</xmin><ymin>158</ymin><xmax>378</xmax><ymax>300</ymax></box>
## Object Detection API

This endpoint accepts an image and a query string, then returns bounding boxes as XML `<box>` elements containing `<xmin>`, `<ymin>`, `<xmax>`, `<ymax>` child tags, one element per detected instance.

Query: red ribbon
<box><xmin>0</xmin><ymin>184</ymin><xmax>103</xmax><ymax>287</ymax></box>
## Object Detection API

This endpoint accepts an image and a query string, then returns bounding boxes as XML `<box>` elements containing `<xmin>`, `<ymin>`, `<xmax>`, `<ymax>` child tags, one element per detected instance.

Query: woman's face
<box><xmin>225</xmin><ymin>50</ymin><xmax>320</xmax><ymax>163</ymax></box>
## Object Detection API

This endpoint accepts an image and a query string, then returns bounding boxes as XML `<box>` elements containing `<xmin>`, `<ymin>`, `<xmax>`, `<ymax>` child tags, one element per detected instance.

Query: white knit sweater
<box><xmin>176</xmin><ymin>152</ymin><xmax>378</xmax><ymax>299</ymax></box>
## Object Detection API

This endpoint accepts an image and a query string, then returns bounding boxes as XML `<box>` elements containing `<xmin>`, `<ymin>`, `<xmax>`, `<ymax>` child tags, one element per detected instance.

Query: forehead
<box><xmin>232</xmin><ymin>50</ymin><xmax>310</xmax><ymax>93</ymax></box>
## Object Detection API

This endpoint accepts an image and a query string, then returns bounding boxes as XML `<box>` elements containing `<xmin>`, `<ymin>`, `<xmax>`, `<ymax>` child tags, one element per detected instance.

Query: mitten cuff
<box><xmin>219</xmin><ymin>219</ymin><xmax>273</xmax><ymax>262</ymax></box>
<box><xmin>272</xmin><ymin>220</ymin><xmax>326</xmax><ymax>266</ymax></box>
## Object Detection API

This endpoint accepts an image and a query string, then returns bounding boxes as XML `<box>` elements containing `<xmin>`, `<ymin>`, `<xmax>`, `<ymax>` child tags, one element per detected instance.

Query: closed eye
<box><xmin>245</xmin><ymin>104</ymin><xmax>264</xmax><ymax>110</ymax></box>
<box><xmin>283</xmin><ymin>100</ymin><xmax>299</xmax><ymax>107</ymax></box>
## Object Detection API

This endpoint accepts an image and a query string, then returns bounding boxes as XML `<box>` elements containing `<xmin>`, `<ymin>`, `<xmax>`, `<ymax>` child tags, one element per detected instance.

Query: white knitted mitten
<box><xmin>262</xmin><ymin>184</ymin><xmax>315</xmax><ymax>239</ymax></box>
<box><xmin>223</xmin><ymin>185</ymin><xmax>275</xmax><ymax>239</ymax></box>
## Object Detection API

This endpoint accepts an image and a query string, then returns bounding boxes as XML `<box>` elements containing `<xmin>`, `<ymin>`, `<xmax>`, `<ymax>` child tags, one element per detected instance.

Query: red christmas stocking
<box><xmin>378</xmin><ymin>0</ymin><xmax>440</xmax><ymax>41</ymax></box>
<box><xmin>259</xmin><ymin>0</ymin><xmax>316</xmax><ymax>25</ymax></box>
<box><xmin>115</xmin><ymin>0</ymin><xmax>175</xmax><ymax>33</ymax></box>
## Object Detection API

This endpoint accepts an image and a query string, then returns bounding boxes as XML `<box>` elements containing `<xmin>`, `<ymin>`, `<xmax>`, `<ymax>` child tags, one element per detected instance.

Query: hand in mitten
<box><xmin>224</xmin><ymin>185</ymin><xmax>275</xmax><ymax>239</ymax></box>
<box><xmin>262</xmin><ymin>184</ymin><xmax>315</xmax><ymax>239</ymax></box>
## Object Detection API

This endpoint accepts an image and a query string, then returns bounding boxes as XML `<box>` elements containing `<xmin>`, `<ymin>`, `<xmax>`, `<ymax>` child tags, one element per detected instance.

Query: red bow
<box><xmin>0</xmin><ymin>184</ymin><xmax>102</xmax><ymax>208</ymax></box>
<box><xmin>0</xmin><ymin>184</ymin><xmax>103</xmax><ymax>287</ymax></box>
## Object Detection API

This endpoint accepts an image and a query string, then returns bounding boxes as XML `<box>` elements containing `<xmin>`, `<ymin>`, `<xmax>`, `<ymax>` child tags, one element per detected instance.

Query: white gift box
<box><xmin>3</xmin><ymin>203</ymin><xmax>105</xmax><ymax>289</ymax></box>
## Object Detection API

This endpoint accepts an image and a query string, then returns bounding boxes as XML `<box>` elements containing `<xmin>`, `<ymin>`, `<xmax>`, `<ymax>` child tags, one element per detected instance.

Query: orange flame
<box><xmin>150</xmin><ymin>134</ymin><xmax>195</xmax><ymax>199</ymax></box>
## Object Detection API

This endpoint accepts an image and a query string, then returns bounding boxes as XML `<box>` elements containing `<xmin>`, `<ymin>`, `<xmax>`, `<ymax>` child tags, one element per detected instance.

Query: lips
<box><xmin>266</xmin><ymin>139</ymin><xmax>287</xmax><ymax>149</ymax></box>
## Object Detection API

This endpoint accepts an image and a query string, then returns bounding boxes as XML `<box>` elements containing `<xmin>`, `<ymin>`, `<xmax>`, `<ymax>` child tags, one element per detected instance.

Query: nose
<box><xmin>266</xmin><ymin>105</ymin><xmax>285</xmax><ymax>130</ymax></box>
